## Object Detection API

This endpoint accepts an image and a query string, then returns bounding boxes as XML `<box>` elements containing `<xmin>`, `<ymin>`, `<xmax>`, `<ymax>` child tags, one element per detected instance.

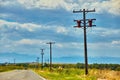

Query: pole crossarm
<box><xmin>74</xmin><ymin>25</ymin><xmax>96</xmax><ymax>28</ymax></box>
<box><xmin>74</xmin><ymin>19</ymin><xmax>96</xmax><ymax>22</ymax></box>
<box><xmin>73</xmin><ymin>9</ymin><xmax>95</xmax><ymax>13</ymax></box>
<box><xmin>46</xmin><ymin>42</ymin><xmax>55</xmax><ymax>44</ymax></box>
<box><xmin>40</xmin><ymin>49</ymin><xmax>45</xmax><ymax>55</ymax></box>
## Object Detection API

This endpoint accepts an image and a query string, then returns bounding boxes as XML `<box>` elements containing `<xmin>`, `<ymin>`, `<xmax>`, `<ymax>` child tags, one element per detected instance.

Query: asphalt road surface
<box><xmin>0</xmin><ymin>70</ymin><xmax>46</xmax><ymax>80</ymax></box>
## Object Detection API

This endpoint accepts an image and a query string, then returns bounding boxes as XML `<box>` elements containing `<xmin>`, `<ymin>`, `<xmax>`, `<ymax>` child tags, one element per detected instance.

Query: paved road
<box><xmin>0</xmin><ymin>70</ymin><xmax>46</xmax><ymax>80</ymax></box>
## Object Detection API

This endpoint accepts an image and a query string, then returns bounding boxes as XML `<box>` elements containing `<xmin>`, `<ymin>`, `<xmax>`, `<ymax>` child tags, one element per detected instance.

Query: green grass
<box><xmin>34</xmin><ymin>68</ymin><xmax>120</xmax><ymax>80</ymax></box>
<box><xmin>0</xmin><ymin>64</ymin><xmax>119</xmax><ymax>80</ymax></box>
<box><xmin>0</xmin><ymin>65</ymin><xmax>24</xmax><ymax>72</ymax></box>
<box><xmin>34</xmin><ymin>68</ymin><xmax>98</xmax><ymax>80</ymax></box>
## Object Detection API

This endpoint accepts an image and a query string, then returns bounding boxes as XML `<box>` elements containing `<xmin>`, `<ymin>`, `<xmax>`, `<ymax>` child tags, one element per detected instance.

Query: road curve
<box><xmin>0</xmin><ymin>70</ymin><xmax>46</xmax><ymax>80</ymax></box>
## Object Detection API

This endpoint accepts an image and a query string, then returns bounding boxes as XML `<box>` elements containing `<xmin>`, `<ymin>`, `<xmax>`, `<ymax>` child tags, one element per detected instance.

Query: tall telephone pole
<box><xmin>73</xmin><ymin>9</ymin><xmax>96</xmax><ymax>75</ymax></box>
<box><xmin>40</xmin><ymin>48</ymin><xmax>45</xmax><ymax>69</ymax></box>
<box><xmin>46</xmin><ymin>42</ymin><xmax>55</xmax><ymax>71</ymax></box>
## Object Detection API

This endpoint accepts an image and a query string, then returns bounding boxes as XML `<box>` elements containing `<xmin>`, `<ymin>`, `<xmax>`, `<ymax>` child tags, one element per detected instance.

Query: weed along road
<box><xmin>0</xmin><ymin>70</ymin><xmax>46</xmax><ymax>80</ymax></box>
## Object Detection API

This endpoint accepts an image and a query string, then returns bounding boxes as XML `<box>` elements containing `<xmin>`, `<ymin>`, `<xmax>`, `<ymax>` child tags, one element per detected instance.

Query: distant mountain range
<box><xmin>53</xmin><ymin>56</ymin><xmax>120</xmax><ymax>64</ymax></box>
<box><xmin>0</xmin><ymin>53</ymin><xmax>120</xmax><ymax>64</ymax></box>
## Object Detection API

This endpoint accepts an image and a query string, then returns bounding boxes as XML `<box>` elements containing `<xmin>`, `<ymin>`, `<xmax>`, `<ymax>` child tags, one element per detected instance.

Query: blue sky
<box><xmin>0</xmin><ymin>0</ymin><xmax>120</xmax><ymax>63</ymax></box>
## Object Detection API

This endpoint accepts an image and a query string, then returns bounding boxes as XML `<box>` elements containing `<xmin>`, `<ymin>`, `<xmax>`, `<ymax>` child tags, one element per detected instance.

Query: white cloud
<box><xmin>17</xmin><ymin>0</ymin><xmax>77</xmax><ymax>11</ymax></box>
<box><xmin>1</xmin><ymin>0</ymin><xmax>119</xmax><ymax>15</ymax></box>
<box><xmin>15</xmin><ymin>39</ymin><xmax>47</xmax><ymax>45</ymax></box>
<box><xmin>1</xmin><ymin>19</ymin><xmax>120</xmax><ymax>39</ymax></box>
<box><xmin>0</xmin><ymin>20</ymin><xmax>69</xmax><ymax>34</ymax></box>
<box><xmin>56</xmin><ymin>26</ymin><xmax>68</xmax><ymax>34</ymax></box>
<box><xmin>91</xmin><ymin>27</ymin><xmax>120</xmax><ymax>37</ymax></box>
<box><xmin>55</xmin><ymin>42</ymin><xmax>83</xmax><ymax>49</ymax></box>
<box><xmin>106</xmin><ymin>0</ymin><xmax>120</xmax><ymax>15</ymax></box>
<box><xmin>21</xmin><ymin>23</ymin><xmax>41</xmax><ymax>32</ymax></box>
<box><xmin>112</xmin><ymin>40</ymin><xmax>120</xmax><ymax>45</ymax></box>
<box><xmin>55</xmin><ymin>40</ymin><xmax>120</xmax><ymax>51</ymax></box>
<box><xmin>0</xmin><ymin>20</ymin><xmax>41</xmax><ymax>32</ymax></box>
<box><xmin>0</xmin><ymin>38</ymin><xmax>49</xmax><ymax>54</ymax></box>
<box><xmin>55</xmin><ymin>43</ymin><xmax>64</xmax><ymax>48</ymax></box>
<box><xmin>16</xmin><ymin>0</ymin><xmax>120</xmax><ymax>16</ymax></box>
<box><xmin>0</xmin><ymin>20</ymin><xmax>120</xmax><ymax>40</ymax></box>
<box><xmin>0</xmin><ymin>13</ymin><xmax>11</xmax><ymax>18</ymax></box>
<box><xmin>77</xmin><ymin>0</ymin><xmax>120</xmax><ymax>15</ymax></box>
<box><xmin>0</xmin><ymin>0</ymin><xmax>18</xmax><ymax>6</ymax></box>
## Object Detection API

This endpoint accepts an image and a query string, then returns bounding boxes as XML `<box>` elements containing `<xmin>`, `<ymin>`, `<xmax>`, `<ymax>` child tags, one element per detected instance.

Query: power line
<box><xmin>73</xmin><ymin>9</ymin><xmax>96</xmax><ymax>75</ymax></box>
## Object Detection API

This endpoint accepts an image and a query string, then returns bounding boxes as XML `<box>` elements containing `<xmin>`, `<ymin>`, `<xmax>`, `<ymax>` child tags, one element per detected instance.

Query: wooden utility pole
<box><xmin>73</xmin><ymin>9</ymin><xmax>96</xmax><ymax>75</ymax></box>
<box><xmin>40</xmin><ymin>49</ymin><xmax>45</xmax><ymax>69</ymax></box>
<box><xmin>46</xmin><ymin>42</ymin><xmax>55</xmax><ymax>71</ymax></box>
